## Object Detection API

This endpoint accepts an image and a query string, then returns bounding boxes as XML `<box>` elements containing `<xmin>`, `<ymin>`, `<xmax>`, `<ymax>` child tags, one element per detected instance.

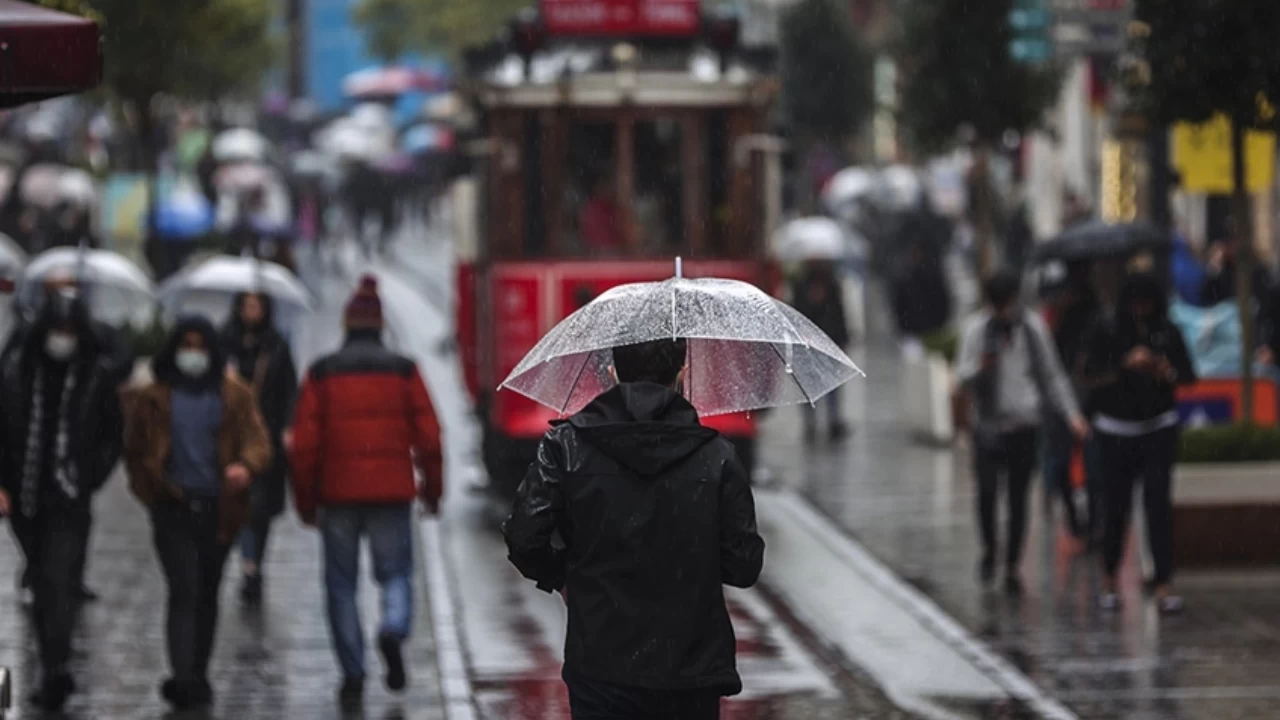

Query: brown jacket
<box><xmin>123</xmin><ymin>376</ymin><xmax>272</xmax><ymax>543</ymax></box>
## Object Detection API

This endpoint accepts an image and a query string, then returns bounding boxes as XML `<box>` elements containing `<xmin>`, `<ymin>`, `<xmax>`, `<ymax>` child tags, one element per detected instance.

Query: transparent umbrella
<box><xmin>158</xmin><ymin>255</ymin><xmax>313</xmax><ymax>314</ymax></box>
<box><xmin>500</xmin><ymin>262</ymin><xmax>863</xmax><ymax>417</ymax></box>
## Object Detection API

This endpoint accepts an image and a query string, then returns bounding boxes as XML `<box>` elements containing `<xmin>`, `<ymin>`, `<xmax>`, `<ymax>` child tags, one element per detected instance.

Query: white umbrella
<box><xmin>212</xmin><ymin>127</ymin><xmax>269</xmax><ymax>163</ymax></box>
<box><xmin>56</xmin><ymin>168</ymin><xmax>97</xmax><ymax>207</ymax></box>
<box><xmin>771</xmin><ymin>217</ymin><xmax>846</xmax><ymax>261</ymax></box>
<box><xmin>158</xmin><ymin>255</ymin><xmax>312</xmax><ymax>313</ymax></box>
<box><xmin>822</xmin><ymin>167</ymin><xmax>876</xmax><ymax>212</ymax></box>
<box><xmin>501</xmin><ymin>262</ymin><xmax>863</xmax><ymax>417</ymax></box>
<box><xmin>214</xmin><ymin>162</ymin><xmax>276</xmax><ymax>192</ymax></box>
<box><xmin>23</xmin><ymin>247</ymin><xmax>155</xmax><ymax>324</ymax></box>
<box><xmin>350</xmin><ymin>102</ymin><xmax>394</xmax><ymax>131</ymax></box>
<box><xmin>319</xmin><ymin>121</ymin><xmax>389</xmax><ymax>161</ymax></box>
<box><xmin>19</xmin><ymin>163</ymin><xmax>68</xmax><ymax>209</ymax></box>
<box><xmin>878</xmin><ymin>164</ymin><xmax>924</xmax><ymax>211</ymax></box>
<box><xmin>0</xmin><ymin>232</ymin><xmax>26</xmax><ymax>271</ymax></box>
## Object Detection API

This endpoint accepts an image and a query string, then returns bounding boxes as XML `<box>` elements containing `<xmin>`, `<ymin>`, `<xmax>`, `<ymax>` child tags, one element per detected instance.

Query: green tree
<box><xmin>414</xmin><ymin>0</ymin><xmax>529</xmax><ymax>53</ymax></box>
<box><xmin>1135</xmin><ymin>0</ymin><xmax>1280</xmax><ymax>422</ymax></box>
<box><xmin>352</xmin><ymin>0</ymin><xmax>415</xmax><ymax>64</ymax></box>
<box><xmin>897</xmin><ymin>0</ymin><xmax>1058</xmax><ymax>273</ymax></box>
<box><xmin>780</xmin><ymin>0</ymin><xmax>873</xmax><ymax>144</ymax></box>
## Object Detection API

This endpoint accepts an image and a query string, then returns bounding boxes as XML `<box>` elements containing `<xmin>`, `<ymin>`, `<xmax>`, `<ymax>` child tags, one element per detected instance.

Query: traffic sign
<box><xmin>1050</xmin><ymin>0</ymin><xmax>1132</xmax><ymax>57</ymax></box>
<box><xmin>1010</xmin><ymin>0</ymin><xmax>1052</xmax><ymax>64</ymax></box>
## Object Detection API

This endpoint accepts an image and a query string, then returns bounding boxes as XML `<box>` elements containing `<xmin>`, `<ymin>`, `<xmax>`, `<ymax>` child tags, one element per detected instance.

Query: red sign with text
<box><xmin>541</xmin><ymin>0</ymin><xmax>701</xmax><ymax>37</ymax></box>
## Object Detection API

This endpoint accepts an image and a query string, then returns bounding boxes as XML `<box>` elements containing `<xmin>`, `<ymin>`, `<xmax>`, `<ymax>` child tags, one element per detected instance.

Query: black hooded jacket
<box><xmin>1084</xmin><ymin>274</ymin><xmax>1197</xmax><ymax>423</ymax></box>
<box><xmin>0</xmin><ymin>297</ymin><xmax>124</xmax><ymax>507</ymax></box>
<box><xmin>503</xmin><ymin>382</ymin><xmax>764</xmax><ymax>695</ymax></box>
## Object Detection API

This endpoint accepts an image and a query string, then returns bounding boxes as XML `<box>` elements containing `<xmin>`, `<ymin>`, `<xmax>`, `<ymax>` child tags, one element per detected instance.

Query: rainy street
<box><xmin>6</xmin><ymin>1</ymin><xmax>1280</xmax><ymax>719</ymax></box>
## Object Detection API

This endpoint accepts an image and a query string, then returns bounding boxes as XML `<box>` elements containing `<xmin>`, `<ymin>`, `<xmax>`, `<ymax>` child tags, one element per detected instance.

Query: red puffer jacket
<box><xmin>290</xmin><ymin>336</ymin><xmax>442</xmax><ymax>522</ymax></box>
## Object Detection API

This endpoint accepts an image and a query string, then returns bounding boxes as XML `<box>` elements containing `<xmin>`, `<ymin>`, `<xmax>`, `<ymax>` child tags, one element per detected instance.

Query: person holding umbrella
<box><xmin>499</xmin><ymin>264</ymin><xmax>860</xmax><ymax>718</ymax></box>
<box><xmin>222</xmin><ymin>292</ymin><xmax>298</xmax><ymax>606</ymax></box>
<box><xmin>791</xmin><ymin>259</ymin><xmax>852</xmax><ymax>441</ymax></box>
<box><xmin>0</xmin><ymin>287</ymin><xmax>123</xmax><ymax>711</ymax></box>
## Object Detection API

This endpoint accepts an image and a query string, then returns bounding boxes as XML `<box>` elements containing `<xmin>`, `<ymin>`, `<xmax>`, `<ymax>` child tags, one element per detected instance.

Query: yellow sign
<box><xmin>1172</xmin><ymin>114</ymin><xmax>1276</xmax><ymax>193</ymax></box>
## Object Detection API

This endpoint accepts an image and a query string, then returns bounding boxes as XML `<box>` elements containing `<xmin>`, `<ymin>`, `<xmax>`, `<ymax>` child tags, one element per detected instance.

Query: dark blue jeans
<box><xmin>563</xmin><ymin>667</ymin><xmax>721</xmax><ymax>720</ymax></box>
<box><xmin>320</xmin><ymin>503</ymin><xmax>415</xmax><ymax>680</ymax></box>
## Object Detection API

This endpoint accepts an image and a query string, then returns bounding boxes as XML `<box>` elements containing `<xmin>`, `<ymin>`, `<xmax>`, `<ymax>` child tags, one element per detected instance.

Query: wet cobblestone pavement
<box><xmin>0</xmin><ymin>475</ymin><xmax>445</xmax><ymax>720</ymax></box>
<box><xmin>760</xmin><ymin>291</ymin><xmax>1280</xmax><ymax>720</ymax></box>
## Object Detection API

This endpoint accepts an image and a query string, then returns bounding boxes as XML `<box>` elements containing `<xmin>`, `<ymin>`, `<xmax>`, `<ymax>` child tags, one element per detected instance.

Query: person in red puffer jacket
<box><xmin>289</xmin><ymin>274</ymin><xmax>442</xmax><ymax>710</ymax></box>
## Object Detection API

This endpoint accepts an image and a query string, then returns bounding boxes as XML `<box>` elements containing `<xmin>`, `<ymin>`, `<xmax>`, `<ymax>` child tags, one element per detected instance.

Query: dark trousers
<box><xmin>974</xmin><ymin>428</ymin><xmax>1039</xmax><ymax>570</ymax></box>
<box><xmin>152</xmin><ymin>497</ymin><xmax>232</xmax><ymax>685</ymax></box>
<box><xmin>10</xmin><ymin>506</ymin><xmax>91</xmax><ymax>676</ymax></box>
<box><xmin>563</xmin><ymin>668</ymin><xmax>721</xmax><ymax>720</ymax></box>
<box><xmin>1097</xmin><ymin>428</ymin><xmax>1178</xmax><ymax>586</ymax></box>
<box><xmin>1041</xmin><ymin>417</ymin><xmax>1104</xmax><ymax>538</ymax></box>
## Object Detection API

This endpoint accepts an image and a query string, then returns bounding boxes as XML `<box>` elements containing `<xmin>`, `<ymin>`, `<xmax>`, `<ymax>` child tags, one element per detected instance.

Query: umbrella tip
<box><xmin>675</xmin><ymin>256</ymin><xmax>683</xmax><ymax>279</ymax></box>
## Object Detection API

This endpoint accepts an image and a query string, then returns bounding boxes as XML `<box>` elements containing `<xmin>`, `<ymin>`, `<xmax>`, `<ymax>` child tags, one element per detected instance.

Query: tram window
<box><xmin>634</xmin><ymin>119</ymin><xmax>684</xmax><ymax>255</ymax></box>
<box><xmin>522</xmin><ymin>112</ymin><xmax>544</xmax><ymax>255</ymax></box>
<box><xmin>567</xmin><ymin>122</ymin><xmax>620</xmax><ymax>256</ymax></box>
<box><xmin>706</xmin><ymin>112</ymin><xmax>730</xmax><ymax>255</ymax></box>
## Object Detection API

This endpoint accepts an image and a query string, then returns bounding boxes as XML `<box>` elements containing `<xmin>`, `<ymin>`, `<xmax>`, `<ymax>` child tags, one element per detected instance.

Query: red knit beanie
<box><xmin>344</xmin><ymin>274</ymin><xmax>384</xmax><ymax>330</ymax></box>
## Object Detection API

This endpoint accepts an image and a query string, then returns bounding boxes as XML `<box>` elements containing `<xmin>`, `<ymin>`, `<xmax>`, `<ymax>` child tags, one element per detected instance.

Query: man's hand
<box><xmin>225</xmin><ymin>463</ymin><xmax>252</xmax><ymax>491</ymax></box>
<box><xmin>0</xmin><ymin>488</ymin><xmax>10</xmax><ymax>516</ymax></box>
<box><xmin>1069</xmin><ymin>415</ymin><xmax>1091</xmax><ymax>442</ymax></box>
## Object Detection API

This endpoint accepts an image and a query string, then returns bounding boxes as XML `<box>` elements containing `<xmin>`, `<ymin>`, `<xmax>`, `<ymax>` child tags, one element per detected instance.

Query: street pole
<box><xmin>287</xmin><ymin>0</ymin><xmax>306</xmax><ymax>99</ymax></box>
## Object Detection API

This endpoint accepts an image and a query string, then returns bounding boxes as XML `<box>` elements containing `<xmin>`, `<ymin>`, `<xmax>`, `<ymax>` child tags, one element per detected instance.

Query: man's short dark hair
<box><xmin>612</xmin><ymin>338</ymin><xmax>688</xmax><ymax>386</ymax></box>
<box><xmin>983</xmin><ymin>269</ymin><xmax>1022</xmax><ymax>310</ymax></box>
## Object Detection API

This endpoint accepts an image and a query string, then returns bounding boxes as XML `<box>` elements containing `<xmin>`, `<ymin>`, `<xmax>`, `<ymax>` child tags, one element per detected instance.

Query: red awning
<box><xmin>0</xmin><ymin>0</ymin><xmax>100</xmax><ymax>108</ymax></box>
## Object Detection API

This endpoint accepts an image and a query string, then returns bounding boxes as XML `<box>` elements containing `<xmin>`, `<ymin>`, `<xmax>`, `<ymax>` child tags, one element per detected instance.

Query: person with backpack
<box><xmin>503</xmin><ymin>337</ymin><xmax>765</xmax><ymax>720</ymax></box>
<box><xmin>956</xmin><ymin>270</ymin><xmax>1089</xmax><ymax>595</ymax></box>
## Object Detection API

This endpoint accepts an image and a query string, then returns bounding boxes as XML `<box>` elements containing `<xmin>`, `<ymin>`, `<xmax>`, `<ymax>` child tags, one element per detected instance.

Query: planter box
<box><xmin>1173</xmin><ymin>462</ymin><xmax>1280</xmax><ymax>568</ymax></box>
<box><xmin>900</xmin><ymin>352</ymin><xmax>954</xmax><ymax>445</ymax></box>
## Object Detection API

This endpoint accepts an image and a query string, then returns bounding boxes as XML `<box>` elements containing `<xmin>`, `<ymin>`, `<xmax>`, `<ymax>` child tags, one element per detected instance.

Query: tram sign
<box><xmin>541</xmin><ymin>0</ymin><xmax>701</xmax><ymax>37</ymax></box>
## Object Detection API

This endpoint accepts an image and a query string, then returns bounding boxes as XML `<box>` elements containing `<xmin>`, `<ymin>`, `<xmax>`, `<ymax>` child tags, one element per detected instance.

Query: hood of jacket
<box><xmin>153</xmin><ymin>315</ymin><xmax>226</xmax><ymax>389</ymax></box>
<box><xmin>564</xmin><ymin>382</ymin><xmax>718</xmax><ymax>476</ymax></box>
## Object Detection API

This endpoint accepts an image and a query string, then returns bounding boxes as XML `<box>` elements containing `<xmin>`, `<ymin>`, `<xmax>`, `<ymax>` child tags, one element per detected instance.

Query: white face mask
<box><xmin>45</xmin><ymin>332</ymin><xmax>78</xmax><ymax>361</ymax></box>
<box><xmin>175</xmin><ymin>350</ymin><xmax>210</xmax><ymax>378</ymax></box>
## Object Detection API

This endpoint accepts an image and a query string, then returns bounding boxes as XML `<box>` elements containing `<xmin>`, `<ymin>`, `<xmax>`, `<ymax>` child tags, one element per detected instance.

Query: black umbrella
<box><xmin>1033</xmin><ymin>219</ymin><xmax>1168</xmax><ymax>264</ymax></box>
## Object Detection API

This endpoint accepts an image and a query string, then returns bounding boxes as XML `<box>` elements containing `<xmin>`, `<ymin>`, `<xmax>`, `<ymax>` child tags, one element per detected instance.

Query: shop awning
<box><xmin>0</xmin><ymin>0</ymin><xmax>100</xmax><ymax>108</ymax></box>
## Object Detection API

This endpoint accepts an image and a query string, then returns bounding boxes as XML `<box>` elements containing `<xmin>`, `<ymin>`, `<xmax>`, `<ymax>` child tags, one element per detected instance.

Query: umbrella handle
<box><xmin>675</xmin><ymin>256</ymin><xmax>683</xmax><ymax>279</ymax></box>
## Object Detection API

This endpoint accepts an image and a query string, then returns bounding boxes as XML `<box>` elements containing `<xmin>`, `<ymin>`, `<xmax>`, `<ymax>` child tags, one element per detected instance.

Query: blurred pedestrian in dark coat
<box><xmin>0</xmin><ymin>287</ymin><xmax>123</xmax><ymax>712</ymax></box>
<box><xmin>791</xmin><ymin>260</ymin><xmax>851</xmax><ymax>441</ymax></box>
<box><xmin>222</xmin><ymin>292</ymin><xmax>298</xmax><ymax>606</ymax></box>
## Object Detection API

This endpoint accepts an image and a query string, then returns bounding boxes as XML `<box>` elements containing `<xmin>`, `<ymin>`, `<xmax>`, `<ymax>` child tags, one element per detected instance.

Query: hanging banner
<box><xmin>1172</xmin><ymin>114</ymin><xmax>1276</xmax><ymax>194</ymax></box>
<box><xmin>541</xmin><ymin>0</ymin><xmax>701</xmax><ymax>37</ymax></box>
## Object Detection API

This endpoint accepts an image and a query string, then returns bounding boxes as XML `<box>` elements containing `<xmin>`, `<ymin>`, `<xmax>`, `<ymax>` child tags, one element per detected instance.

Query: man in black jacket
<box><xmin>0</xmin><ymin>288</ymin><xmax>124</xmax><ymax>711</ymax></box>
<box><xmin>503</xmin><ymin>337</ymin><xmax>765</xmax><ymax>720</ymax></box>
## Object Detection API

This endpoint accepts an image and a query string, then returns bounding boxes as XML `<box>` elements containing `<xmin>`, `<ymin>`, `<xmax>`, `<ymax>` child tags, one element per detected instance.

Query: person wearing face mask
<box><xmin>1083</xmin><ymin>272</ymin><xmax>1196</xmax><ymax>614</ymax></box>
<box><xmin>123</xmin><ymin>315</ymin><xmax>271</xmax><ymax>709</ymax></box>
<box><xmin>0</xmin><ymin>289</ymin><xmax>123</xmax><ymax>712</ymax></box>
<box><xmin>221</xmin><ymin>292</ymin><xmax>298</xmax><ymax>607</ymax></box>
<box><xmin>956</xmin><ymin>270</ymin><xmax>1090</xmax><ymax>596</ymax></box>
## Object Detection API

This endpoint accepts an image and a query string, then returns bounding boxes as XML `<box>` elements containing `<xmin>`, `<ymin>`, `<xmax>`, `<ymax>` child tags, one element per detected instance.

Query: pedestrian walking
<box><xmin>791</xmin><ymin>260</ymin><xmax>852</xmax><ymax>441</ymax></box>
<box><xmin>1083</xmin><ymin>272</ymin><xmax>1196</xmax><ymax>614</ymax></box>
<box><xmin>123</xmin><ymin>316</ymin><xmax>272</xmax><ymax>709</ymax></box>
<box><xmin>0</xmin><ymin>288</ymin><xmax>123</xmax><ymax>711</ymax></box>
<box><xmin>503</xmin><ymin>337</ymin><xmax>766</xmax><ymax>720</ymax></box>
<box><xmin>891</xmin><ymin>238</ymin><xmax>952</xmax><ymax>358</ymax></box>
<box><xmin>1041</xmin><ymin>262</ymin><xmax>1103</xmax><ymax>546</ymax></box>
<box><xmin>222</xmin><ymin>292</ymin><xmax>298</xmax><ymax>606</ymax></box>
<box><xmin>289</xmin><ymin>275</ymin><xmax>443</xmax><ymax>710</ymax></box>
<box><xmin>956</xmin><ymin>270</ymin><xmax>1089</xmax><ymax>595</ymax></box>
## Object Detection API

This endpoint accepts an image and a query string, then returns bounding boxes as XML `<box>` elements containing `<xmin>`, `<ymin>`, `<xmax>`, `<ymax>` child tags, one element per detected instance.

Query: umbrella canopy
<box><xmin>19</xmin><ymin>163</ymin><xmax>68</xmax><ymax>209</ymax></box>
<box><xmin>343</xmin><ymin>66</ymin><xmax>448</xmax><ymax>99</ymax></box>
<box><xmin>159</xmin><ymin>255</ymin><xmax>312</xmax><ymax>313</ymax></box>
<box><xmin>0</xmin><ymin>1</ymin><xmax>101</xmax><ymax>109</ymax></box>
<box><xmin>878</xmin><ymin>165</ymin><xmax>924</xmax><ymax>211</ymax></box>
<box><xmin>212</xmin><ymin>127</ymin><xmax>269</xmax><ymax>163</ymax></box>
<box><xmin>153</xmin><ymin>188</ymin><xmax>215</xmax><ymax>240</ymax></box>
<box><xmin>318</xmin><ymin>120</ymin><xmax>390</xmax><ymax>161</ymax></box>
<box><xmin>214</xmin><ymin>162</ymin><xmax>275</xmax><ymax>193</ymax></box>
<box><xmin>0</xmin><ymin>232</ymin><xmax>26</xmax><ymax>271</ymax></box>
<box><xmin>822</xmin><ymin>167</ymin><xmax>876</xmax><ymax>212</ymax></box>
<box><xmin>1034</xmin><ymin>220</ymin><xmax>1167</xmax><ymax>264</ymax></box>
<box><xmin>772</xmin><ymin>217</ymin><xmax>846</xmax><ymax>261</ymax></box>
<box><xmin>56</xmin><ymin>168</ymin><xmax>97</xmax><ymax>207</ymax></box>
<box><xmin>402</xmin><ymin>123</ymin><xmax>455</xmax><ymax>154</ymax></box>
<box><xmin>500</xmin><ymin>272</ymin><xmax>863</xmax><ymax>417</ymax></box>
<box><xmin>23</xmin><ymin>247</ymin><xmax>155</xmax><ymax>323</ymax></box>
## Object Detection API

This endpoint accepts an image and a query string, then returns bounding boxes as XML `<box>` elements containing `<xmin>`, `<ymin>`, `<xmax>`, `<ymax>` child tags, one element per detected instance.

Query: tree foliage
<box><xmin>353</xmin><ymin>0</ymin><xmax>526</xmax><ymax>56</ymax></box>
<box><xmin>1135</xmin><ymin>0</ymin><xmax>1280</xmax><ymax>422</ymax></box>
<box><xmin>352</xmin><ymin>0</ymin><xmax>415</xmax><ymax>64</ymax></box>
<box><xmin>37</xmin><ymin>0</ymin><xmax>276</xmax><ymax>106</ymax></box>
<box><xmin>780</xmin><ymin>0</ymin><xmax>874</xmax><ymax>143</ymax></box>
<box><xmin>897</xmin><ymin>0</ymin><xmax>1058</xmax><ymax>154</ymax></box>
